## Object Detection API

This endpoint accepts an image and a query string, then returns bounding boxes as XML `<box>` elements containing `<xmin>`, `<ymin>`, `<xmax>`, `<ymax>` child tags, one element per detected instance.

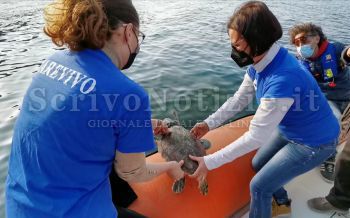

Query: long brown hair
<box><xmin>44</xmin><ymin>0</ymin><xmax>139</xmax><ymax>51</ymax></box>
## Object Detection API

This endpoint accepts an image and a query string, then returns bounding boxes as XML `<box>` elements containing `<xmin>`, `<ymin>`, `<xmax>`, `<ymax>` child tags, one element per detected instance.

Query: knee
<box><xmin>251</xmin><ymin>156</ymin><xmax>263</xmax><ymax>172</ymax></box>
<box><xmin>250</xmin><ymin>176</ymin><xmax>262</xmax><ymax>194</ymax></box>
<box><xmin>249</xmin><ymin>176</ymin><xmax>273</xmax><ymax>198</ymax></box>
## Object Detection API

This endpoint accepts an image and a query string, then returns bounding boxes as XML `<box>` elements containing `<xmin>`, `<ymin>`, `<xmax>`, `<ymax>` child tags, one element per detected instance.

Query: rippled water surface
<box><xmin>1</xmin><ymin>0</ymin><xmax>350</xmax><ymax>216</ymax></box>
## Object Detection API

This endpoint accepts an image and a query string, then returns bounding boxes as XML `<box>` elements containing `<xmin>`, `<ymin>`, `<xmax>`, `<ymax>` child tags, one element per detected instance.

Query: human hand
<box><xmin>188</xmin><ymin>155</ymin><xmax>208</xmax><ymax>182</ymax></box>
<box><xmin>167</xmin><ymin>160</ymin><xmax>185</xmax><ymax>180</ymax></box>
<box><xmin>190</xmin><ymin>122</ymin><xmax>209</xmax><ymax>139</ymax></box>
<box><xmin>152</xmin><ymin>119</ymin><xmax>170</xmax><ymax>136</ymax></box>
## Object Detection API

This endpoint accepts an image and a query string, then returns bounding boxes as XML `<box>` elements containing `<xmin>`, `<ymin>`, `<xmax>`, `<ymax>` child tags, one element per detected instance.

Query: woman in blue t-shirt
<box><xmin>5</xmin><ymin>0</ymin><xmax>184</xmax><ymax>218</ymax></box>
<box><xmin>189</xmin><ymin>1</ymin><xmax>340</xmax><ymax>218</ymax></box>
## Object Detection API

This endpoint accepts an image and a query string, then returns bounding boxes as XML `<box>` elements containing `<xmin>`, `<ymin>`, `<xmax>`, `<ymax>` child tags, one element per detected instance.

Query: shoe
<box><xmin>307</xmin><ymin>197</ymin><xmax>349</xmax><ymax>214</ymax></box>
<box><xmin>272</xmin><ymin>199</ymin><xmax>291</xmax><ymax>218</ymax></box>
<box><xmin>320</xmin><ymin>155</ymin><xmax>336</xmax><ymax>183</ymax></box>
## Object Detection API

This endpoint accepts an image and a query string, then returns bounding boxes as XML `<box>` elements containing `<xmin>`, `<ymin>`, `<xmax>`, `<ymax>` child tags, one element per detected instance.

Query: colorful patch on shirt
<box><xmin>325</xmin><ymin>69</ymin><xmax>334</xmax><ymax>78</ymax></box>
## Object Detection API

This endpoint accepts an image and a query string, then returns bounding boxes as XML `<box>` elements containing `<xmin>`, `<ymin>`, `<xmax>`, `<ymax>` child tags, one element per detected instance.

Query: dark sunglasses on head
<box><xmin>293</xmin><ymin>34</ymin><xmax>315</xmax><ymax>46</ymax></box>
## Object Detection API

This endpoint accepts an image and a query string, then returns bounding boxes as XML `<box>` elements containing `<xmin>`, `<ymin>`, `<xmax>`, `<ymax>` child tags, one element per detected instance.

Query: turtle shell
<box><xmin>157</xmin><ymin>125</ymin><xmax>206</xmax><ymax>174</ymax></box>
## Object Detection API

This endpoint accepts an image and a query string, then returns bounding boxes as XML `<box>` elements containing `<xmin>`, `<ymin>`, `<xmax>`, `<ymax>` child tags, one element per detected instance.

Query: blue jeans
<box><xmin>249</xmin><ymin>131</ymin><xmax>337</xmax><ymax>218</ymax></box>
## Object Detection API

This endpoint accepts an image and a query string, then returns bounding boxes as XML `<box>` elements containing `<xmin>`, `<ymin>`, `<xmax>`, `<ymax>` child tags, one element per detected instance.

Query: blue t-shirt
<box><xmin>247</xmin><ymin>47</ymin><xmax>339</xmax><ymax>146</ymax></box>
<box><xmin>6</xmin><ymin>49</ymin><xmax>155</xmax><ymax>218</ymax></box>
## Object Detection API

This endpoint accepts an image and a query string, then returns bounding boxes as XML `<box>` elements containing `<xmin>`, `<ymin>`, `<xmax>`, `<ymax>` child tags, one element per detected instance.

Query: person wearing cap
<box><xmin>289</xmin><ymin>23</ymin><xmax>350</xmax><ymax>183</ymax></box>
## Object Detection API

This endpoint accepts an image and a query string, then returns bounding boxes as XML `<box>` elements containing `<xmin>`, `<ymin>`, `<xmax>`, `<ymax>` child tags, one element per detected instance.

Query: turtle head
<box><xmin>163</xmin><ymin>118</ymin><xmax>179</xmax><ymax>128</ymax></box>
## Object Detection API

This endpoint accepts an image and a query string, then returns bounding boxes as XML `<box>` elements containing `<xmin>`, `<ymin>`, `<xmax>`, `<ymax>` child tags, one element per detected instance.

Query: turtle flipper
<box><xmin>199</xmin><ymin>139</ymin><xmax>211</xmax><ymax>150</ymax></box>
<box><xmin>163</xmin><ymin>118</ymin><xmax>178</xmax><ymax>128</ymax></box>
<box><xmin>172</xmin><ymin>177</ymin><xmax>185</xmax><ymax>193</ymax></box>
<box><xmin>199</xmin><ymin>179</ymin><xmax>208</xmax><ymax>196</ymax></box>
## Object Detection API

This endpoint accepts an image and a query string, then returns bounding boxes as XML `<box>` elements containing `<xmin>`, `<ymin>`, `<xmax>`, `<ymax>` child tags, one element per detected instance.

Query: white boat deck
<box><xmin>241</xmin><ymin>144</ymin><xmax>349</xmax><ymax>218</ymax></box>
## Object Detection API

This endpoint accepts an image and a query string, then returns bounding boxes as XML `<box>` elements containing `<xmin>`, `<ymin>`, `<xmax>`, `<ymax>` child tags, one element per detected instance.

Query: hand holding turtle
<box><xmin>167</xmin><ymin>160</ymin><xmax>185</xmax><ymax>181</ymax></box>
<box><xmin>156</xmin><ymin>117</ymin><xmax>209</xmax><ymax>195</ymax></box>
<box><xmin>152</xmin><ymin>119</ymin><xmax>170</xmax><ymax>136</ymax></box>
<box><xmin>188</xmin><ymin>155</ymin><xmax>209</xmax><ymax>182</ymax></box>
<box><xmin>190</xmin><ymin>122</ymin><xmax>209</xmax><ymax>139</ymax></box>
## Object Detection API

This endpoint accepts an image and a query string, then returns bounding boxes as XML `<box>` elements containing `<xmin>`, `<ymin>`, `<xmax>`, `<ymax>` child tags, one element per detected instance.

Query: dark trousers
<box><xmin>326</xmin><ymin>139</ymin><xmax>350</xmax><ymax>210</ymax></box>
<box><xmin>109</xmin><ymin>169</ymin><xmax>147</xmax><ymax>218</ymax></box>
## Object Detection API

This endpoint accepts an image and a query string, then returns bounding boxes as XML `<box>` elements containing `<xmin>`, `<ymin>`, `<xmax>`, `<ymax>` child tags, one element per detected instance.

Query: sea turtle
<box><xmin>156</xmin><ymin>114</ymin><xmax>210</xmax><ymax>196</ymax></box>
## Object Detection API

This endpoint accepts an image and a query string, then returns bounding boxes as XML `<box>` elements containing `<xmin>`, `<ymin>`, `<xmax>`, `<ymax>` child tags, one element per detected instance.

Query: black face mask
<box><xmin>122</xmin><ymin>28</ymin><xmax>139</xmax><ymax>70</ymax></box>
<box><xmin>122</xmin><ymin>52</ymin><xmax>138</xmax><ymax>70</ymax></box>
<box><xmin>231</xmin><ymin>46</ymin><xmax>254</xmax><ymax>68</ymax></box>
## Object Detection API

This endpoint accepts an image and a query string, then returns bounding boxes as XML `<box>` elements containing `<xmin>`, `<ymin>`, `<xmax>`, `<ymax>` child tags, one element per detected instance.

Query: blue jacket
<box><xmin>297</xmin><ymin>42</ymin><xmax>350</xmax><ymax>107</ymax></box>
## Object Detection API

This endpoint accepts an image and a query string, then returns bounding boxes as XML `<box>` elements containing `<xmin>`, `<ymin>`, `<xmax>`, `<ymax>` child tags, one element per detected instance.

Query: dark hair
<box><xmin>289</xmin><ymin>23</ymin><xmax>327</xmax><ymax>46</ymax></box>
<box><xmin>227</xmin><ymin>1</ymin><xmax>282</xmax><ymax>56</ymax></box>
<box><xmin>44</xmin><ymin>0</ymin><xmax>139</xmax><ymax>51</ymax></box>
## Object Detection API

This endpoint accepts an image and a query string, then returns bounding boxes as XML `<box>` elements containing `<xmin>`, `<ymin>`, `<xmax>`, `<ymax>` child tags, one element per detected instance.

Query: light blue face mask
<box><xmin>297</xmin><ymin>44</ymin><xmax>315</xmax><ymax>59</ymax></box>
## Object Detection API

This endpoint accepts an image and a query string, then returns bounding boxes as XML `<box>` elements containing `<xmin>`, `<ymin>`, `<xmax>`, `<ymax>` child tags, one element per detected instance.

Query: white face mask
<box><xmin>297</xmin><ymin>44</ymin><xmax>315</xmax><ymax>59</ymax></box>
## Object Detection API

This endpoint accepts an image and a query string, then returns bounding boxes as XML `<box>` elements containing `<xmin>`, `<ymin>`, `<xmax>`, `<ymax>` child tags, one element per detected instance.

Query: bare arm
<box><xmin>151</xmin><ymin>119</ymin><xmax>169</xmax><ymax>135</ymax></box>
<box><xmin>114</xmin><ymin>151</ymin><xmax>184</xmax><ymax>183</ymax></box>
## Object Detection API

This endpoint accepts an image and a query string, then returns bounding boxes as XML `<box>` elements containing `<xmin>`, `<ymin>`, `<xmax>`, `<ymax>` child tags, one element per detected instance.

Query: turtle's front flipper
<box><xmin>172</xmin><ymin>177</ymin><xmax>185</xmax><ymax>193</ymax></box>
<box><xmin>199</xmin><ymin>139</ymin><xmax>211</xmax><ymax>150</ymax></box>
<box><xmin>199</xmin><ymin>179</ymin><xmax>208</xmax><ymax>196</ymax></box>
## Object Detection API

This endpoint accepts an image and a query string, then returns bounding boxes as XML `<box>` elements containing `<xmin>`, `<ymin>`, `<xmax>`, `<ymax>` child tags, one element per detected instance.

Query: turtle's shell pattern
<box><xmin>158</xmin><ymin>125</ymin><xmax>206</xmax><ymax>174</ymax></box>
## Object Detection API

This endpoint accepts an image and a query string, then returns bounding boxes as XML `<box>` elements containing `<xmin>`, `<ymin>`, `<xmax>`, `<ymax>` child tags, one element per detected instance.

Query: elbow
<box><xmin>116</xmin><ymin>170</ymin><xmax>138</xmax><ymax>183</ymax></box>
<box><xmin>116</xmin><ymin>171</ymin><xmax>134</xmax><ymax>183</ymax></box>
<box><xmin>115</xmin><ymin>165</ymin><xmax>146</xmax><ymax>183</ymax></box>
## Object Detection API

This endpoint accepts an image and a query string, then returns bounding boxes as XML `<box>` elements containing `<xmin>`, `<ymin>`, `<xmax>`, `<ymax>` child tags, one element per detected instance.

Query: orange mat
<box><xmin>129</xmin><ymin>116</ymin><xmax>256</xmax><ymax>218</ymax></box>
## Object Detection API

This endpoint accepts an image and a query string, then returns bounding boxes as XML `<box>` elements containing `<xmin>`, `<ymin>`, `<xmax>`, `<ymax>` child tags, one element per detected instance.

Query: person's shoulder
<box><xmin>74</xmin><ymin>49</ymin><xmax>147</xmax><ymax>97</ymax></box>
<box><xmin>271</xmin><ymin>56</ymin><xmax>305</xmax><ymax>84</ymax></box>
<box><xmin>43</xmin><ymin>49</ymin><xmax>67</xmax><ymax>64</ymax></box>
<box><xmin>106</xmin><ymin>71</ymin><xmax>150</xmax><ymax>103</ymax></box>
<box><xmin>329</xmin><ymin>41</ymin><xmax>345</xmax><ymax>48</ymax></box>
<box><xmin>270</xmin><ymin>69</ymin><xmax>301</xmax><ymax>84</ymax></box>
<box><xmin>280</xmin><ymin>46</ymin><xmax>297</xmax><ymax>60</ymax></box>
<box><xmin>272</xmin><ymin>46</ymin><xmax>300</xmax><ymax>68</ymax></box>
<box><xmin>274</xmin><ymin>48</ymin><xmax>302</xmax><ymax>72</ymax></box>
<box><xmin>328</xmin><ymin>41</ymin><xmax>346</xmax><ymax>55</ymax></box>
<box><xmin>120</xmin><ymin>76</ymin><xmax>148</xmax><ymax>97</ymax></box>
<box><xmin>43</xmin><ymin>49</ymin><xmax>88</xmax><ymax>72</ymax></box>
